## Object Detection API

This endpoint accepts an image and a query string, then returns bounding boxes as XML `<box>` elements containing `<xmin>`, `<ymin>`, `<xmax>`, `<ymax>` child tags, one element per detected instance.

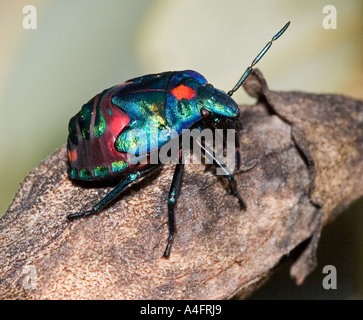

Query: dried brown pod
<box><xmin>1</xmin><ymin>70</ymin><xmax>362</xmax><ymax>299</ymax></box>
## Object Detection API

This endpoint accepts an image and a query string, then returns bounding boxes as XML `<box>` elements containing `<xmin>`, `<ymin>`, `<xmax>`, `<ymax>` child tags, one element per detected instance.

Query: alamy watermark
<box><xmin>322</xmin><ymin>264</ymin><xmax>337</xmax><ymax>290</ymax></box>
<box><xmin>22</xmin><ymin>265</ymin><xmax>37</xmax><ymax>290</ymax></box>
<box><xmin>22</xmin><ymin>5</ymin><xmax>37</xmax><ymax>30</ymax></box>
<box><xmin>124</xmin><ymin>125</ymin><xmax>238</xmax><ymax>175</ymax></box>
<box><xmin>322</xmin><ymin>5</ymin><xmax>337</xmax><ymax>30</ymax></box>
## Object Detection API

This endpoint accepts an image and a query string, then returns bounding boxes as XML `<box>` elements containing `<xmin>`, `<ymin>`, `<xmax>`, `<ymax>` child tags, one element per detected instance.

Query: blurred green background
<box><xmin>0</xmin><ymin>0</ymin><xmax>362</xmax><ymax>299</ymax></box>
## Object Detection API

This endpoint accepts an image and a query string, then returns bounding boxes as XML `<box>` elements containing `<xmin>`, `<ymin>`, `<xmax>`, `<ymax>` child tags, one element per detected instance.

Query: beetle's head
<box><xmin>196</xmin><ymin>84</ymin><xmax>240</xmax><ymax>123</ymax></box>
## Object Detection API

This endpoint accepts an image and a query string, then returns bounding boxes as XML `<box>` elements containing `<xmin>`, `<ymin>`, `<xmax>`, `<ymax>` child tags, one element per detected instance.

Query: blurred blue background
<box><xmin>0</xmin><ymin>0</ymin><xmax>362</xmax><ymax>299</ymax></box>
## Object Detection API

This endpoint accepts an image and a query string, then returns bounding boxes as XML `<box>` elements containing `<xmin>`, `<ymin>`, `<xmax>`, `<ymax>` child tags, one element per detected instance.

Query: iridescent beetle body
<box><xmin>67</xmin><ymin>70</ymin><xmax>238</xmax><ymax>181</ymax></box>
<box><xmin>67</xmin><ymin>22</ymin><xmax>290</xmax><ymax>257</ymax></box>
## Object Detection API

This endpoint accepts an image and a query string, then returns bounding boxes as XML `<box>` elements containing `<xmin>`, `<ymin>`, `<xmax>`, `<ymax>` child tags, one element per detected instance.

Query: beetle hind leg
<box><xmin>67</xmin><ymin>165</ymin><xmax>160</xmax><ymax>220</ymax></box>
<box><xmin>67</xmin><ymin>210</ymin><xmax>93</xmax><ymax>220</ymax></box>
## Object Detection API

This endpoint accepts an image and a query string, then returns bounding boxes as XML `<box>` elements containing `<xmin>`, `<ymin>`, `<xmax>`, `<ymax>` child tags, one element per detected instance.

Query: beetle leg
<box><xmin>234</xmin><ymin>132</ymin><xmax>241</xmax><ymax>171</ymax></box>
<box><xmin>196</xmin><ymin>138</ymin><xmax>246</xmax><ymax>210</ymax></box>
<box><xmin>67</xmin><ymin>165</ymin><xmax>160</xmax><ymax>220</ymax></box>
<box><xmin>204</xmin><ymin>119</ymin><xmax>241</xmax><ymax>172</ymax></box>
<box><xmin>225</xmin><ymin>119</ymin><xmax>241</xmax><ymax>172</ymax></box>
<box><xmin>163</xmin><ymin>154</ymin><xmax>184</xmax><ymax>258</ymax></box>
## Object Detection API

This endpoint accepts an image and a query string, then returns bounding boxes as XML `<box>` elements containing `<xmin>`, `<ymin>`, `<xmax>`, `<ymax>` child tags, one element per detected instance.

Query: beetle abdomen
<box><xmin>67</xmin><ymin>84</ymin><xmax>133</xmax><ymax>180</ymax></box>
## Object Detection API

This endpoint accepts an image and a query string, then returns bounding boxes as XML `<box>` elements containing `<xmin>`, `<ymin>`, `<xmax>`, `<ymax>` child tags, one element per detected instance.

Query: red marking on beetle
<box><xmin>171</xmin><ymin>84</ymin><xmax>195</xmax><ymax>100</ymax></box>
<box><xmin>108</xmin><ymin>112</ymin><xmax>130</xmax><ymax>137</ymax></box>
<box><xmin>68</xmin><ymin>149</ymin><xmax>78</xmax><ymax>162</ymax></box>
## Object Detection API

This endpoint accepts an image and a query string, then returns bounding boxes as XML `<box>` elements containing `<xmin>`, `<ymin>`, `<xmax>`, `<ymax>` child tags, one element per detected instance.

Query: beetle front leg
<box><xmin>225</xmin><ymin>119</ymin><xmax>241</xmax><ymax>171</ymax></box>
<box><xmin>67</xmin><ymin>165</ymin><xmax>160</xmax><ymax>220</ymax></box>
<box><xmin>196</xmin><ymin>138</ymin><xmax>246</xmax><ymax>210</ymax></box>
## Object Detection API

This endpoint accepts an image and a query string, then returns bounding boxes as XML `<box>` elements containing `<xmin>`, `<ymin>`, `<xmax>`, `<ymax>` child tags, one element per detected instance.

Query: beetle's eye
<box><xmin>201</xmin><ymin>108</ymin><xmax>209</xmax><ymax>118</ymax></box>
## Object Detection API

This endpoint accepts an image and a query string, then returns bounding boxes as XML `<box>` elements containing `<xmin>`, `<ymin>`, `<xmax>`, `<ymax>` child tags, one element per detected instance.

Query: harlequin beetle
<box><xmin>67</xmin><ymin>22</ymin><xmax>290</xmax><ymax>257</ymax></box>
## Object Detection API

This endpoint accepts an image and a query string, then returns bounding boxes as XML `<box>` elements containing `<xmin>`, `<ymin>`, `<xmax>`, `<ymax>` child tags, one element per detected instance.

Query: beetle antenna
<box><xmin>227</xmin><ymin>21</ymin><xmax>290</xmax><ymax>96</ymax></box>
